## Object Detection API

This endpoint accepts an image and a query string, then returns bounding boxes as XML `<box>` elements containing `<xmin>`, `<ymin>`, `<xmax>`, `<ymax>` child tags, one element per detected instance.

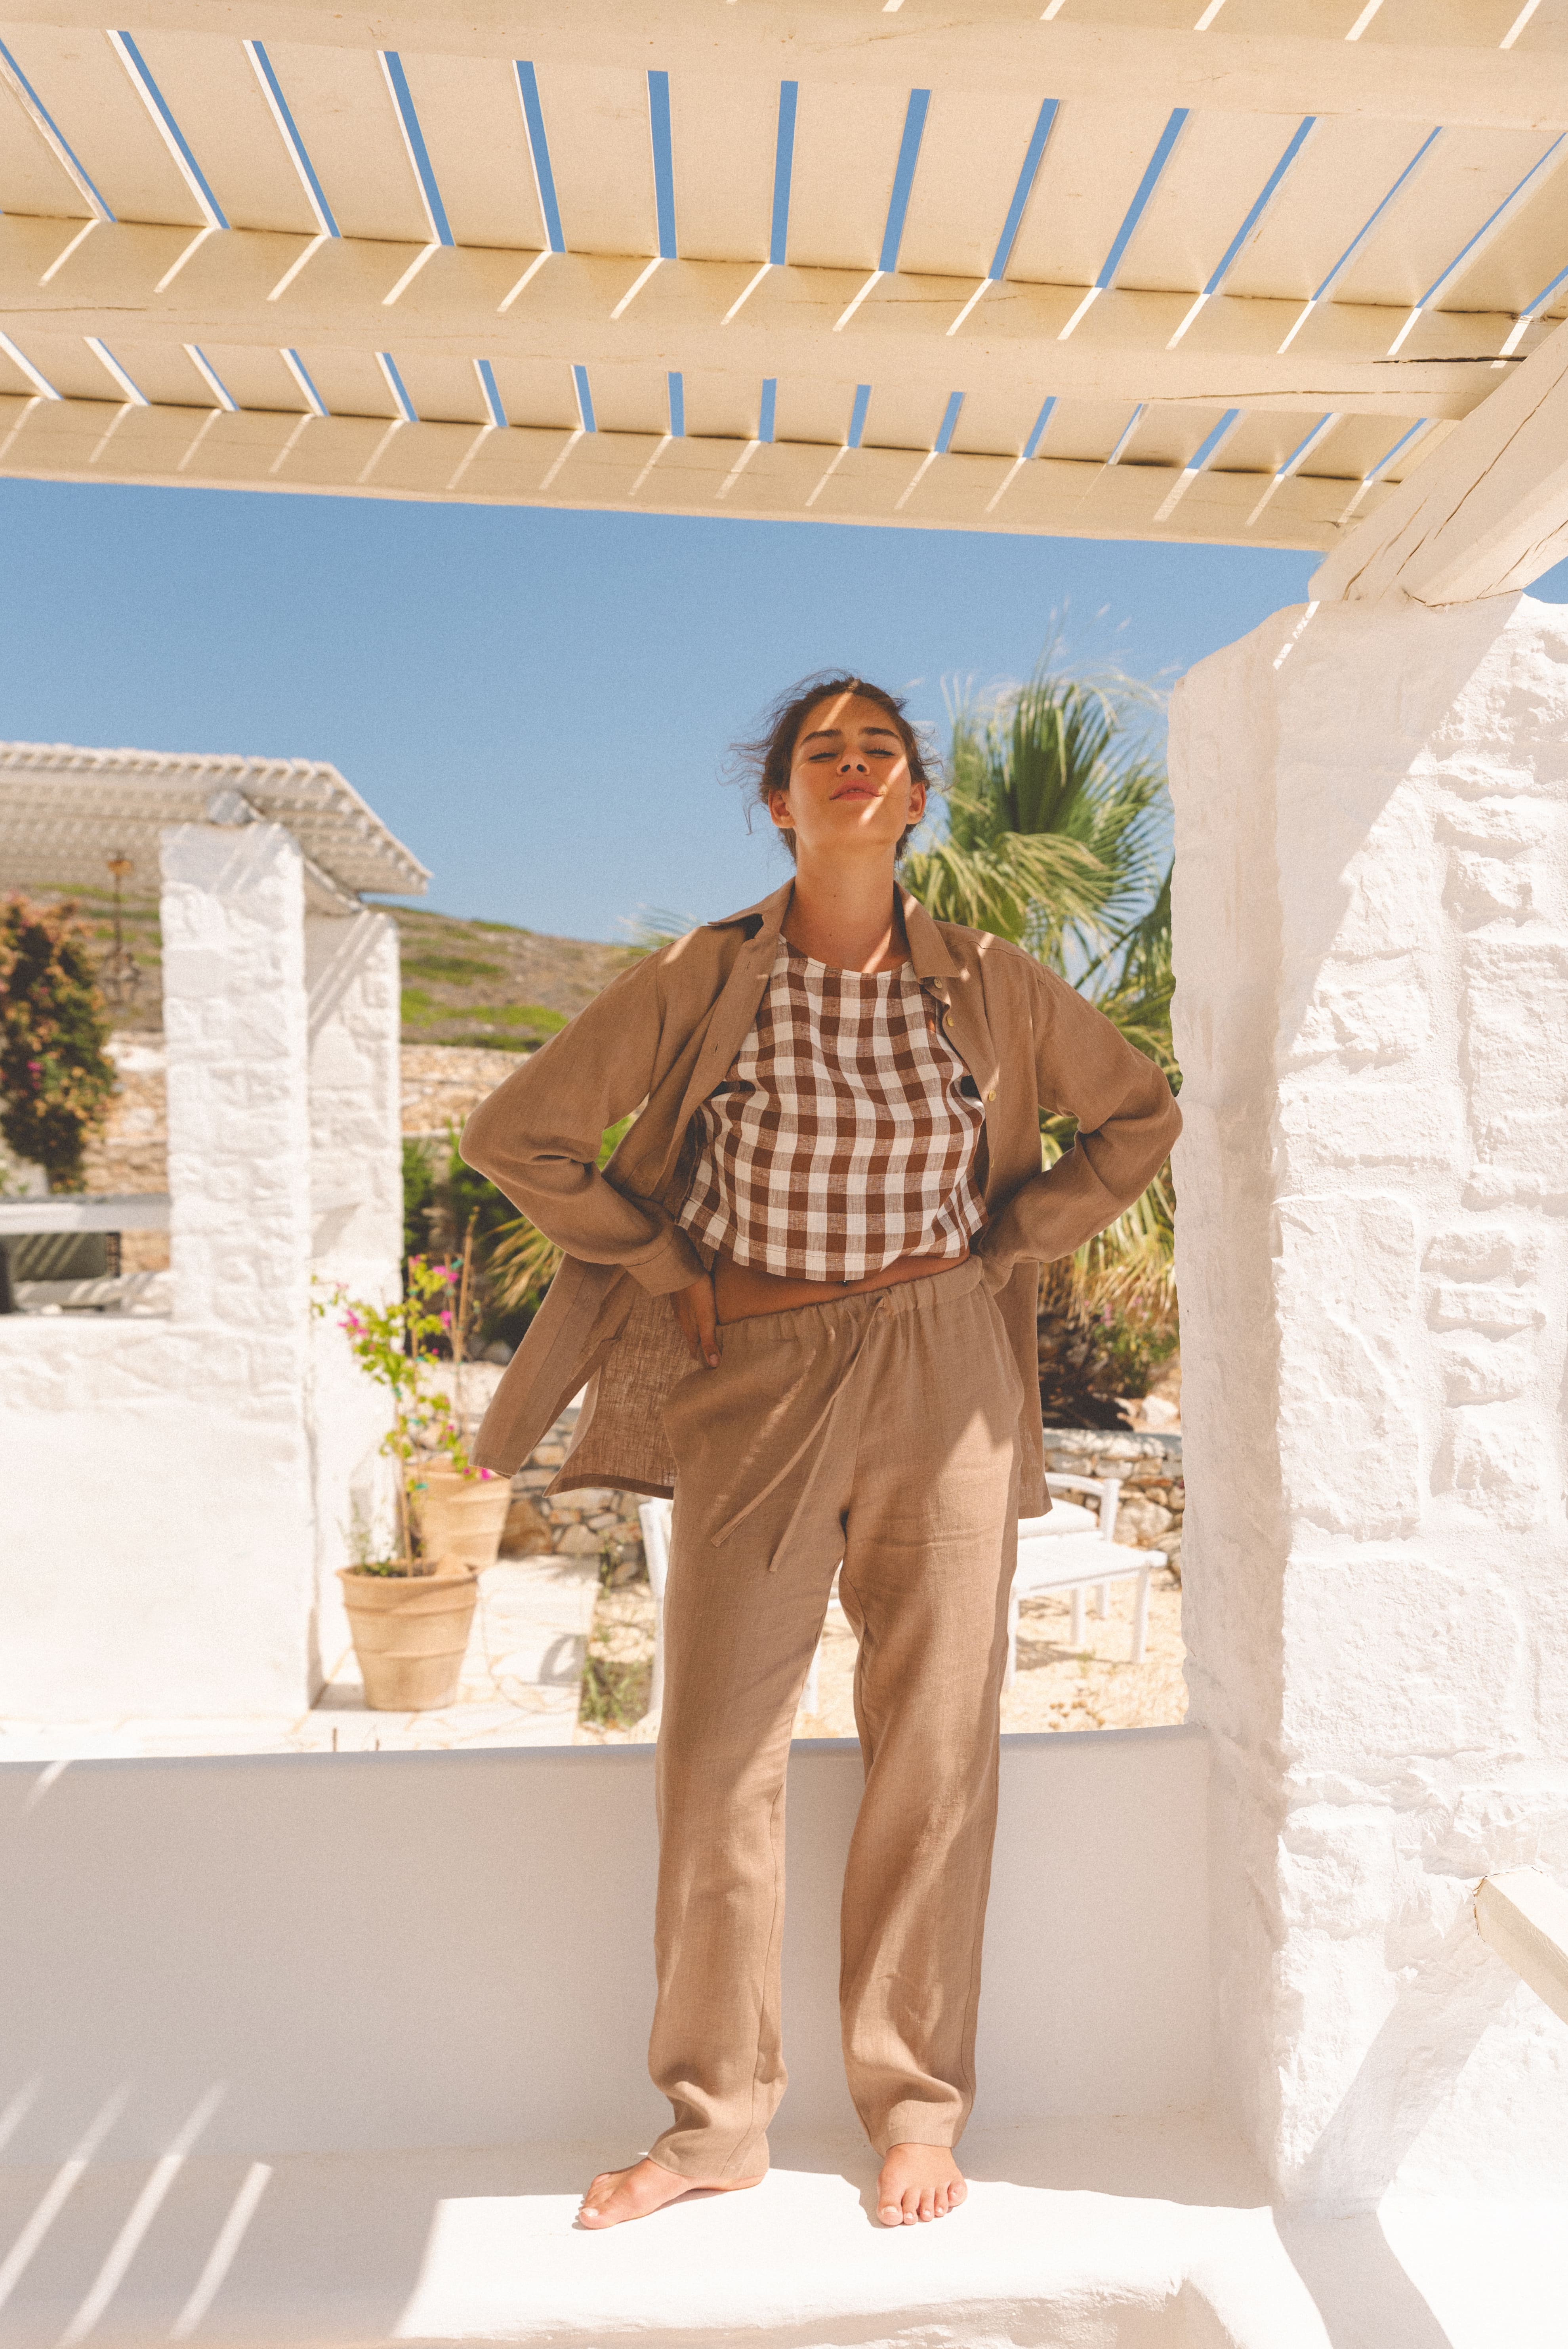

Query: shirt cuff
<box><xmin>628</xmin><ymin>1226</ymin><xmax>706</xmax><ymax>1296</ymax></box>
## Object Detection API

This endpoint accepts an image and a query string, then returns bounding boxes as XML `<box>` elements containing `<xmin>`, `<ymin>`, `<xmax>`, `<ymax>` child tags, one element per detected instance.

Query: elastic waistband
<box><xmin>717</xmin><ymin>1253</ymin><xmax>984</xmax><ymax>1347</ymax></box>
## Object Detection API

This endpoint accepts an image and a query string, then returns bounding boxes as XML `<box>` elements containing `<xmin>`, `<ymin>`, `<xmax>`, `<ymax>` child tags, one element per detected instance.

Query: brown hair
<box><xmin>728</xmin><ymin>673</ymin><xmax>937</xmax><ymax>861</ymax></box>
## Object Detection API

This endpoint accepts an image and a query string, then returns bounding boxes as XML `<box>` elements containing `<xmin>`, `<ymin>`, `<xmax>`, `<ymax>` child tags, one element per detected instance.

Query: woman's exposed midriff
<box><xmin>712</xmin><ymin>1245</ymin><xmax>969</xmax><ymax>1326</ymax></box>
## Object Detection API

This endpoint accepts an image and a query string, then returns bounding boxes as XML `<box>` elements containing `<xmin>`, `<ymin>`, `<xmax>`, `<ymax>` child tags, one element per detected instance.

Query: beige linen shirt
<box><xmin>460</xmin><ymin>880</ymin><xmax>1181</xmax><ymax>1517</ymax></box>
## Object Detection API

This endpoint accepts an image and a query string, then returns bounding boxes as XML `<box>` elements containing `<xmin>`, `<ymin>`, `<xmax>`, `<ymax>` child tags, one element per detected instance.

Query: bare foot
<box><xmin>577</xmin><ymin>2155</ymin><xmax>763</xmax><ymax>2229</ymax></box>
<box><xmin>876</xmin><ymin>2143</ymin><xmax>967</xmax><ymax>2227</ymax></box>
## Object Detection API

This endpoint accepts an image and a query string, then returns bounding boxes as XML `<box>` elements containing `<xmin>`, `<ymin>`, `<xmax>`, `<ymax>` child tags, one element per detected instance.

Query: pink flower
<box><xmin>439</xmin><ymin>1309</ymin><xmax>452</xmax><ymax>1327</ymax></box>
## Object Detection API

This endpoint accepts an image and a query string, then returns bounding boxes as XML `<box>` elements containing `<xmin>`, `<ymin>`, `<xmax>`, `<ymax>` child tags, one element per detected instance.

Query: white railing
<box><xmin>0</xmin><ymin>1193</ymin><xmax>170</xmax><ymax>1232</ymax></box>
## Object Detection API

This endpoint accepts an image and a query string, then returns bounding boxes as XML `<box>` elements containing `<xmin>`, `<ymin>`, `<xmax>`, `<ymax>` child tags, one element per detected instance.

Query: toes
<box><xmin>877</xmin><ymin>2200</ymin><xmax>902</xmax><ymax>2227</ymax></box>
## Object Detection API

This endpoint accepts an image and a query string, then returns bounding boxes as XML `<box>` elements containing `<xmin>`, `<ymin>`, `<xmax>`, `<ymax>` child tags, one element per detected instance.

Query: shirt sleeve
<box><xmin>459</xmin><ymin>952</ymin><xmax>705</xmax><ymax>1297</ymax></box>
<box><xmin>977</xmin><ymin>958</ymin><xmax>1181</xmax><ymax>1280</ymax></box>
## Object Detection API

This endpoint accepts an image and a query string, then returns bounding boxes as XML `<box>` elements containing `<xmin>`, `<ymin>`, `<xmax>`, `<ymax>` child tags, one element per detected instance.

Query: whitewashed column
<box><xmin>1169</xmin><ymin>592</ymin><xmax>1568</xmax><ymax>2205</ymax></box>
<box><xmin>305</xmin><ymin>907</ymin><xmax>402</xmax><ymax>1661</ymax></box>
<box><xmin>159</xmin><ymin>818</ymin><xmax>316</xmax><ymax>1709</ymax></box>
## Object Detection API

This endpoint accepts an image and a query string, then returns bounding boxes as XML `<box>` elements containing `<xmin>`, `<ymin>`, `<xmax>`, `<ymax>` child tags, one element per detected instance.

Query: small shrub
<box><xmin>1038</xmin><ymin>1294</ymin><xmax>1179</xmax><ymax>1430</ymax></box>
<box><xmin>578</xmin><ymin>1653</ymin><xmax>651</xmax><ymax>1729</ymax></box>
<box><xmin>0</xmin><ymin>896</ymin><xmax>116</xmax><ymax>1193</ymax></box>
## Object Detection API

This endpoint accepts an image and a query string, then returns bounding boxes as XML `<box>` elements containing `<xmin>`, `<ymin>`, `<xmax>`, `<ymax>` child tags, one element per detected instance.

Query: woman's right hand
<box><xmin>671</xmin><ymin>1272</ymin><xmax>721</xmax><ymax>1370</ymax></box>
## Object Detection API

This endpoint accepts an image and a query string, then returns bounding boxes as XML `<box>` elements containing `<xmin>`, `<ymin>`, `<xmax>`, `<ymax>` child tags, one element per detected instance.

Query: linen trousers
<box><xmin>648</xmin><ymin>1256</ymin><xmax>1023</xmax><ymax>2181</ymax></box>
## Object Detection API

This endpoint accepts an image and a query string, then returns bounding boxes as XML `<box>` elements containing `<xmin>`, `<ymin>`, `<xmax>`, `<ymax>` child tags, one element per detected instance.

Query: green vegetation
<box><xmin>578</xmin><ymin>1650</ymin><xmax>651</xmax><ymax>1729</ymax></box>
<box><xmin>0</xmin><ymin>897</ymin><xmax>118</xmax><ymax>1193</ymax></box>
<box><xmin>903</xmin><ymin>649</ymin><xmax>1179</xmax><ymax>1427</ymax></box>
<box><xmin>485</xmin><ymin>1112</ymin><xmax>633</xmax><ymax>1321</ymax></box>
<box><xmin>470</xmin><ymin>1002</ymin><xmax>568</xmax><ymax>1034</ymax></box>
<box><xmin>402</xmin><ymin>952</ymin><xmax>505</xmax><ymax>984</ymax></box>
<box><xmin>403</xmin><ymin>1126</ymin><xmax>533</xmax><ymax>1350</ymax></box>
<box><xmin>402</xmin><ymin>1136</ymin><xmax>437</xmax><ymax>1267</ymax></box>
<box><xmin>390</xmin><ymin>907</ymin><xmax>628</xmax><ymax>1051</ymax></box>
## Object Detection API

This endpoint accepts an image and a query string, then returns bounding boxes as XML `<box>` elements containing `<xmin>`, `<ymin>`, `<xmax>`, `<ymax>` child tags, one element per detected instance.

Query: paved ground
<box><xmin>576</xmin><ymin>1570</ymin><xmax>1186</xmax><ymax>1745</ymax></box>
<box><xmin>0</xmin><ymin>1544</ymin><xmax>1183</xmax><ymax>1759</ymax></box>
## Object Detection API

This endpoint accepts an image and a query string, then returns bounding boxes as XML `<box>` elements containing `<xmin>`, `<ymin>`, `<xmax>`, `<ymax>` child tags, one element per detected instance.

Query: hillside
<box><xmin>392</xmin><ymin>905</ymin><xmax>635</xmax><ymax>1050</ymax></box>
<box><xmin>26</xmin><ymin>886</ymin><xmax>635</xmax><ymax>1045</ymax></box>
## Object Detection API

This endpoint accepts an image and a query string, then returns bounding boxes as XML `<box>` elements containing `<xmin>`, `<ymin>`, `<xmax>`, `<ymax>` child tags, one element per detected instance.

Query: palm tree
<box><xmin>904</xmin><ymin>655</ymin><xmax>1179</xmax><ymax>1416</ymax></box>
<box><xmin>902</xmin><ymin>655</ymin><xmax>1169</xmax><ymax>968</ymax></box>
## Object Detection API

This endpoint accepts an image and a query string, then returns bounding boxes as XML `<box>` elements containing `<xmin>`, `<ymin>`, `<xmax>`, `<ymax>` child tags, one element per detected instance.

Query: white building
<box><xmin>0</xmin><ymin>744</ymin><xmax>427</xmax><ymax>1715</ymax></box>
<box><xmin>1</xmin><ymin>4</ymin><xmax>1566</xmax><ymax>2341</ymax></box>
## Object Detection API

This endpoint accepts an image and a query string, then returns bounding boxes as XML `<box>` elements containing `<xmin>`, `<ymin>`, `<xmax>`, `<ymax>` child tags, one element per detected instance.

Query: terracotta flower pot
<box><xmin>338</xmin><ymin>1567</ymin><xmax>479</xmax><ymax>1711</ymax></box>
<box><xmin>415</xmin><ymin>1466</ymin><xmax>513</xmax><ymax>1572</ymax></box>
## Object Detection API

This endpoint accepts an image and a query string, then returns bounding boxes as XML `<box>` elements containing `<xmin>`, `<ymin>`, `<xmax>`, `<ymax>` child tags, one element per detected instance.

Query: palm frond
<box><xmin>486</xmin><ymin>1216</ymin><xmax>563</xmax><ymax>1315</ymax></box>
<box><xmin>901</xmin><ymin>826</ymin><xmax>1106</xmax><ymax>944</ymax></box>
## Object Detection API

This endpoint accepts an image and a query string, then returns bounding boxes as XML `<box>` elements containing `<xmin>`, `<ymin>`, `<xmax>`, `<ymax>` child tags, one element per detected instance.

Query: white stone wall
<box><xmin>305</xmin><ymin>910</ymin><xmax>402</xmax><ymax>1670</ymax></box>
<box><xmin>1170</xmin><ymin>590</ymin><xmax>1568</xmax><ymax>2206</ymax></box>
<box><xmin>0</xmin><ymin>822</ymin><xmax>320</xmax><ymax>1717</ymax></box>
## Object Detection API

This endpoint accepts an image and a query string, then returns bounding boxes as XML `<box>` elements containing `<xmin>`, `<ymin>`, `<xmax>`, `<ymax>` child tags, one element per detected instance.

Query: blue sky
<box><xmin>2</xmin><ymin>479</ymin><xmax>1563</xmax><ymax>942</ymax></box>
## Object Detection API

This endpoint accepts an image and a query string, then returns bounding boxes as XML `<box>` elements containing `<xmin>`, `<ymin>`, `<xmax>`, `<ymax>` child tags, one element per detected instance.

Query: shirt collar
<box><xmin>704</xmin><ymin>879</ymin><xmax>961</xmax><ymax>980</ymax></box>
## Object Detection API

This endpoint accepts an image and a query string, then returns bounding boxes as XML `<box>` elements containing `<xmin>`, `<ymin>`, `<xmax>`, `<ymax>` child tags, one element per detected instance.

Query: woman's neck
<box><xmin>782</xmin><ymin>855</ymin><xmax>908</xmax><ymax>974</ymax></box>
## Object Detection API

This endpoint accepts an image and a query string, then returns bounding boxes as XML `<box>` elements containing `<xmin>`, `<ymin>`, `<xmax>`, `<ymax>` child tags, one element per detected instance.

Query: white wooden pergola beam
<box><xmin>4</xmin><ymin>2</ymin><xmax>1568</xmax><ymax>133</ymax></box>
<box><xmin>0</xmin><ymin>388</ymin><xmax>1363</xmax><ymax>550</ymax></box>
<box><xmin>1310</xmin><ymin>315</ymin><xmax>1568</xmax><ymax>604</ymax></box>
<box><xmin>0</xmin><ymin>218</ymin><xmax>1523</xmax><ymax>427</ymax></box>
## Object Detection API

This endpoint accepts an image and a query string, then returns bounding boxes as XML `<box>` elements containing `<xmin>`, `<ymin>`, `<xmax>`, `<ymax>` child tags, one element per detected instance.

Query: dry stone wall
<box><xmin>492</xmin><ymin>1414</ymin><xmax>1181</xmax><ymax>1583</ymax></box>
<box><xmin>1042</xmin><ymin>1429</ymin><xmax>1184</xmax><ymax>1567</ymax></box>
<box><xmin>503</xmin><ymin>1403</ymin><xmax>647</xmax><ymax>1577</ymax></box>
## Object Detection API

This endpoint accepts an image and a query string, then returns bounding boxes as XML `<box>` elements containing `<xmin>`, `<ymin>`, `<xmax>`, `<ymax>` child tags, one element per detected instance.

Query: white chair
<box><xmin>1006</xmin><ymin>1472</ymin><xmax>1162</xmax><ymax>1689</ymax></box>
<box><xmin>637</xmin><ymin>1496</ymin><xmax>822</xmax><ymax>1731</ymax></box>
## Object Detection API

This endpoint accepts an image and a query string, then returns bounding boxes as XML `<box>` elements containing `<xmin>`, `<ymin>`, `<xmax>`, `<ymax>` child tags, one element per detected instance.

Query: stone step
<box><xmin>2</xmin><ymin>2122</ymin><xmax>1555</xmax><ymax>2349</ymax></box>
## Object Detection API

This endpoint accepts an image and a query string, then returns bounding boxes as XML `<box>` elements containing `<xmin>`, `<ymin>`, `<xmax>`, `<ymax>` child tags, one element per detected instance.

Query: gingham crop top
<box><xmin>678</xmin><ymin>933</ymin><xmax>986</xmax><ymax>1284</ymax></box>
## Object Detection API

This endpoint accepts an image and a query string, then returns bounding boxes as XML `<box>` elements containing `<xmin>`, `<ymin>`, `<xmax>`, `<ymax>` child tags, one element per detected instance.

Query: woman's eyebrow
<box><xmin>801</xmin><ymin>723</ymin><xmax>900</xmax><ymax>744</ymax></box>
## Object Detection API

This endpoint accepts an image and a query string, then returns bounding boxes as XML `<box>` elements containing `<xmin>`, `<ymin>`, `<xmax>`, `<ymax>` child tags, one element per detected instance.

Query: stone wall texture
<box><xmin>1170</xmin><ymin>590</ymin><xmax>1568</xmax><ymax>2206</ymax></box>
<box><xmin>400</xmin><ymin>1044</ymin><xmax>528</xmax><ymax>1139</ymax></box>
<box><xmin>502</xmin><ymin>1403</ymin><xmax>647</xmax><ymax>1574</ymax></box>
<box><xmin>485</xmin><ymin>1418</ymin><xmax>1183</xmax><ymax>1584</ymax></box>
<box><xmin>1042</xmin><ymin>1429</ymin><xmax>1184</xmax><ymax>1566</ymax></box>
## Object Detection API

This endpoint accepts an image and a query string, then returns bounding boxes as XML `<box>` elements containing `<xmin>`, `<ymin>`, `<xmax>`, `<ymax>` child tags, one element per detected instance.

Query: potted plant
<box><xmin>319</xmin><ymin>1253</ymin><xmax>504</xmax><ymax>1711</ymax></box>
<box><xmin>407</xmin><ymin>1229</ymin><xmax>514</xmax><ymax>1574</ymax></box>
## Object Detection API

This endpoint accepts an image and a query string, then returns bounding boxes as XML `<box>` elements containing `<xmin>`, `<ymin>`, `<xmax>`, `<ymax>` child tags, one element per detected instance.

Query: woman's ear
<box><xmin>767</xmin><ymin>786</ymin><xmax>792</xmax><ymax>834</ymax></box>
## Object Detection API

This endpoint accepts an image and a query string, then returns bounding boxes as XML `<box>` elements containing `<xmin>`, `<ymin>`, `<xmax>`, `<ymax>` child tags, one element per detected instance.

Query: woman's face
<box><xmin>768</xmin><ymin>692</ymin><xmax>926</xmax><ymax>860</ymax></box>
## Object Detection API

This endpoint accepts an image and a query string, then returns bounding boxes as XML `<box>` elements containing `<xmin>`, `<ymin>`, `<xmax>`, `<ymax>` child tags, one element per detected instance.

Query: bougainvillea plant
<box><xmin>0</xmin><ymin>896</ymin><xmax>116</xmax><ymax>1193</ymax></box>
<box><xmin>314</xmin><ymin>1254</ymin><xmax>498</xmax><ymax>1574</ymax></box>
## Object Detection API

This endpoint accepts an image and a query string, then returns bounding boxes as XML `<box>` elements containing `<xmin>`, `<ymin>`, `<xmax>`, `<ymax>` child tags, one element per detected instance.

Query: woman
<box><xmin>461</xmin><ymin>675</ymin><xmax>1180</xmax><ymax>2231</ymax></box>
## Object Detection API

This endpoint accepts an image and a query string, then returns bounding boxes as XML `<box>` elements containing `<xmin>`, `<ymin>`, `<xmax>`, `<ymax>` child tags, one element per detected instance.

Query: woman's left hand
<box><xmin>671</xmin><ymin>1273</ymin><xmax>721</xmax><ymax>1370</ymax></box>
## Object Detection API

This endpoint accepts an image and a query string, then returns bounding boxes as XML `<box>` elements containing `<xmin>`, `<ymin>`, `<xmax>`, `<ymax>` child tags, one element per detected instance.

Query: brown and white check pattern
<box><xmin>679</xmin><ymin>935</ymin><xmax>987</xmax><ymax>1282</ymax></box>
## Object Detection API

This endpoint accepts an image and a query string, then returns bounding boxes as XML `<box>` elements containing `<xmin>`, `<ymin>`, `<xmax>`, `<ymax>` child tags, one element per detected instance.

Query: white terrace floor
<box><xmin>5</xmin><ymin>2117</ymin><xmax>1555</xmax><ymax>2349</ymax></box>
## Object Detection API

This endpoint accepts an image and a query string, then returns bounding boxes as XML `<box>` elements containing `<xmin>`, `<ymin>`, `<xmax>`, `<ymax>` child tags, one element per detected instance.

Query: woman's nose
<box><xmin>838</xmin><ymin>752</ymin><xmax>869</xmax><ymax>772</ymax></box>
